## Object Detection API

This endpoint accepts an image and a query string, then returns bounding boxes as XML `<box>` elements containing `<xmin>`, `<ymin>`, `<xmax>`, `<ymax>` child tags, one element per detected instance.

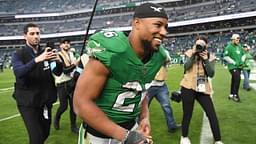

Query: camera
<box><xmin>45</xmin><ymin>41</ymin><xmax>55</xmax><ymax>52</ymax></box>
<box><xmin>195</xmin><ymin>44</ymin><xmax>206</xmax><ymax>54</ymax></box>
<box><xmin>170</xmin><ymin>90</ymin><xmax>182</xmax><ymax>103</ymax></box>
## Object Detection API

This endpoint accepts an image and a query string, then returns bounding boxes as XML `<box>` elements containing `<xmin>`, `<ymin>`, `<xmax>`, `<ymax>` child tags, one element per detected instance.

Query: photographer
<box><xmin>53</xmin><ymin>39</ymin><xmax>80</xmax><ymax>134</ymax></box>
<box><xmin>11</xmin><ymin>23</ymin><xmax>63</xmax><ymax>144</ymax></box>
<box><xmin>179</xmin><ymin>36</ymin><xmax>223</xmax><ymax>144</ymax></box>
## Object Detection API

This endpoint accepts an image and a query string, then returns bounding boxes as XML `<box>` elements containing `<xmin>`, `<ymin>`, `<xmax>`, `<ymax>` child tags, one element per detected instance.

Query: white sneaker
<box><xmin>228</xmin><ymin>94</ymin><xmax>233</xmax><ymax>99</ymax></box>
<box><xmin>214</xmin><ymin>141</ymin><xmax>224</xmax><ymax>144</ymax></box>
<box><xmin>180</xmin><ymin>136</ymin><xmax>191</xmax><ymax>144</ymax></box>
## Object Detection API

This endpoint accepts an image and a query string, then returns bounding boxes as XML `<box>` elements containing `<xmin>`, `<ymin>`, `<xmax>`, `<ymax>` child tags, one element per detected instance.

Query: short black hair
<box><xmin>61</xmin><ymin>38</ymin><xmax>70</xmax><ymax>44</ymax></box>
<box><xmin>23</xmin><ymin>23</ymin><xmax>39</xmax><ymax>34</ymax></box>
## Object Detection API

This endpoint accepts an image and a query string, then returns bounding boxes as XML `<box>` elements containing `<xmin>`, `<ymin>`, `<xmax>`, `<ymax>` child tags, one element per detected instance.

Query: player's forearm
<box><xmin>138</xmin><ymin>96</ymin><xmax>151</xmax><ymax>136</ymax></box>
<box><xmin>140</xmin><ymin>96</ymin><xmax>150</xmax><ymax>121</ymax></box>
<box><xmin>75</xmin><ymin>99</ymin><xmax>127</xmax><ymax>141</ymax></box>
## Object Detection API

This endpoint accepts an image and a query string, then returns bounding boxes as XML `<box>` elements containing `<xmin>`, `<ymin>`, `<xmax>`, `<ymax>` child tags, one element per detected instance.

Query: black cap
<box><xmin>61</xmin><ymin>38</ymin><xmax>70</xmax><ymax>44</ymax></box>
<box><xmin>134</xmin><ymin>3</ymin><xmax>168</xmax><ymax>19</ymax></box>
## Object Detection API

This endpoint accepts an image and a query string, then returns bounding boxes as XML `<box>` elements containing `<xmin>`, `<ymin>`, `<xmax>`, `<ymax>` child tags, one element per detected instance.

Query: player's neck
<box><xmin>128</xmin><ymin>33</ymin><xmax>145</xmax><ymax>60</ymax></box>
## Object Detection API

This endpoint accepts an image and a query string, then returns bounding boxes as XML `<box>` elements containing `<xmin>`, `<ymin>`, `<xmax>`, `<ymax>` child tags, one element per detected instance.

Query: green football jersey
<box><xmin>224</xmin><ymin>42</ymin><xmax>244</xmax><ymax>70</ymax></box>
<box><xmin>86</xmin><ymin>31</ymin><xmax>166</xmax><ymax>123</ymax></box>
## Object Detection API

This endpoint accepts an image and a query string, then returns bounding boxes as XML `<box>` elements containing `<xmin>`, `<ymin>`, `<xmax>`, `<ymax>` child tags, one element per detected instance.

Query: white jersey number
<box><xmin>112</xmin><ymin>81</ymin><xmax>145</xmax><ymax>112</ymax></box>
<box><xmin>103</xmin><ymin>31</ymin><xmax>118</xmax><ymax>38</ymax></box>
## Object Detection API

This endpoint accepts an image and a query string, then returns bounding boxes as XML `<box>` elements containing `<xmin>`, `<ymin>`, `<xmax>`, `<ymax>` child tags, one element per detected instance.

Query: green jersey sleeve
<box><xmin>86</xmin><ymin>31</ymin><xmax>127</xmax><ymax>68</ymax></box>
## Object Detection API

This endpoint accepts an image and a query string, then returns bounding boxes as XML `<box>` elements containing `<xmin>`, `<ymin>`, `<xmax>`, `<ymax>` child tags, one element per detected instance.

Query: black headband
<box><xmin>133</xmin><ymin>3</ymin><xmax>168</xmax><ymax>19</ymax></box>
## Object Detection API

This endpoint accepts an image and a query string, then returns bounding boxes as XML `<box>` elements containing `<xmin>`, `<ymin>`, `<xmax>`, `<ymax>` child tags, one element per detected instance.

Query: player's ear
<box><xmin>133</xmin><ymin>18</ymin><xmax>141</xmax><ymax>30</ymax></box>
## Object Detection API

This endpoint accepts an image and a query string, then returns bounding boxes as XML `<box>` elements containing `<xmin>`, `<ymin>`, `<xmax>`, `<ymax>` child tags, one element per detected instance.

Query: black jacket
<box><xmin>12</xmin><ymin>46</ymin><xmax>62</xmax><ymax>107</ymax></box>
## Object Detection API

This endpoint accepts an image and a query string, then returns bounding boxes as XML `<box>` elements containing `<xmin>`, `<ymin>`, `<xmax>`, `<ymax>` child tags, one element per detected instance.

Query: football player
<box><xmin>74</xmin><ymin>3</ymin><xmax>168</xmax><ymax>144</ymax></box>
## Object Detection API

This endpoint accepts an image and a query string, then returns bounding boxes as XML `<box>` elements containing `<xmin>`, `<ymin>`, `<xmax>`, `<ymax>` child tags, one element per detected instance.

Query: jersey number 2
<box><xmin>112</xmin><ymin>82</ymin><xmax>144</xmax><ymax>112</ymax></box>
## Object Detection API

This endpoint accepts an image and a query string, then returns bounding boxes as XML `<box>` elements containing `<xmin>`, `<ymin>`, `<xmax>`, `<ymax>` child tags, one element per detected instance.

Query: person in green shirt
<box><xmin>223</xmin><ymin>34</ymin><xmax>244</xmax><ymax>102</ymax></box>
<box><xmin>241</xmin><ymin>44</ymin><xmax>254</xmax><ymax>91</ymax></box>
<box><xmin>73</xmin><ymin>2</ymin><xmax>168</xmax><ymax>144</ymax></box>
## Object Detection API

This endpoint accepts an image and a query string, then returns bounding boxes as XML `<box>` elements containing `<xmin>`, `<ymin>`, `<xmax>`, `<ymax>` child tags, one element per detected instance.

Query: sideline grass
<box><xmin>0</xmin><ymin>64</ymin><xmax>256</xmax><ymax>144</ymax></box>
<box><xmin>150</xmin><ymin>64</ymin><xmax>256</xmax><ymax>144</ymax></box>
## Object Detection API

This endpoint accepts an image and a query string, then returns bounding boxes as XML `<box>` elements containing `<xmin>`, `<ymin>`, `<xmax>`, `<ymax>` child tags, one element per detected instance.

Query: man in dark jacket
<box><xmin>11</xmin><ymin>23</ymin><xmax>63</xmax><ymax>144</ymax></box>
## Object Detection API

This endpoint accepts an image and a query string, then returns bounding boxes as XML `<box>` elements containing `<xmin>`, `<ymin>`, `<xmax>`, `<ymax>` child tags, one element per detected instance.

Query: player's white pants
<box><xmin>78</xmin><ymin>123</ymin><xmax>138</xmax><ymax>144</ymax></box>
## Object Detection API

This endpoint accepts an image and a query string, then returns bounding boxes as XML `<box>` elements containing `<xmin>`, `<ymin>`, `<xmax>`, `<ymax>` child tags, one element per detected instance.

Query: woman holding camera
<box><xmin>179</xmin><ymin>36</ymin><xmax>223</xmax><ymax>144</ymax></box>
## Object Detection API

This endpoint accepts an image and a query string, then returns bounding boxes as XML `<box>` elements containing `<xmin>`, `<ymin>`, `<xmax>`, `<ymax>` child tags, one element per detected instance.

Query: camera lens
<box><xmin>47</xmin><ymin>48</ymin><xmax>52</xmax><ymax>52</ymax></box>
<box><xmin>196</xmin><ymin>44</ymin><xmax>205</xmax><ymax>53</ymax></box>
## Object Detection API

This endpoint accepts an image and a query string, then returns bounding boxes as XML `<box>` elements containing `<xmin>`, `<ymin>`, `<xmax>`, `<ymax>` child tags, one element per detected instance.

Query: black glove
<box><xmin>123</xmin><ymin>130</ymin><xmax>149</xmax><ymax>144</ymax></box>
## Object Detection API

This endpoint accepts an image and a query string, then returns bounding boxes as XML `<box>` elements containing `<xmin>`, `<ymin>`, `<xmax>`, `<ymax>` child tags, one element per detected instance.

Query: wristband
<box><xmin>122</xmin><ymin>130</ymin><xmax>130</xmax><ymax>144</ymax></box>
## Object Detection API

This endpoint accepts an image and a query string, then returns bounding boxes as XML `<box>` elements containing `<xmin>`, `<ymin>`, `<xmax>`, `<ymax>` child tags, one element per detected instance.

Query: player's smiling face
<box><xmin>138</xmin><ymin>17</ymin><xmax>168</xmax><ymax>51</ymax></box>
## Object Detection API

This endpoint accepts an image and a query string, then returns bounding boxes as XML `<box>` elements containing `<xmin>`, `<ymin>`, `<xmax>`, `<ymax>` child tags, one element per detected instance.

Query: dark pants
<box><xmin>181</xmin><ymin>87</ymin><xmax>221</xmax><ymax>141</ymax></box>
<box><xmin>55</xmin><ymin>80</ymin><xmax>76</xmax><ymax>128</ymax></box>
<box><xmin>18</xmin><ymin>104</ymin><xmax>52</xmax><ymax>144</ymax></box>
<box><xmin>229</xmin><ymin>69</ymin><xmax>241</xmax><ymax>96</ymax></box>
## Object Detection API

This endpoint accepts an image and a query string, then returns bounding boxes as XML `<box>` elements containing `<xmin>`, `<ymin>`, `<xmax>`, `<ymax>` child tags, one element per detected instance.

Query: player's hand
<box><xmin>138</xmin><ymin>117</ymin><xmax>151</xmax><ymax>137</ymax></box>
<box><xmin>123</xmin><ymin>130</ymin><xmax>152</xmax><ymax>144</ymax></box>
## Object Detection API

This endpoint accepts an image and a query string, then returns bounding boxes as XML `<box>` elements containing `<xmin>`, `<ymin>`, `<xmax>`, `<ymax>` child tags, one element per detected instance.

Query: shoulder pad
<box><xmin>86</xmin><ymin>31</ymin><xmax>128</xmax><ymax>55</ymax></box>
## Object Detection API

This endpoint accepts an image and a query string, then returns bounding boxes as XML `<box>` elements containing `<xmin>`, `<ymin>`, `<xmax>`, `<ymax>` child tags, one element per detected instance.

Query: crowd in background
<box><xmin>1</xmin><ymin>0</ymin><xmax>256</xmax><ymax>36</ymax></box>
<box><xmin>1</xmin><ymin>29</ymin><xmax>256</xmax><ymax>71</ymax></box>
<box><xmin>0</xmin><ymin>1</ymin><xmax>255</xmax><ymax>144</ymax></box>
<box><xmin>2</xmin><ymin>0</ymin><xmax>254</xmax><ymax>15</ymax></box>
